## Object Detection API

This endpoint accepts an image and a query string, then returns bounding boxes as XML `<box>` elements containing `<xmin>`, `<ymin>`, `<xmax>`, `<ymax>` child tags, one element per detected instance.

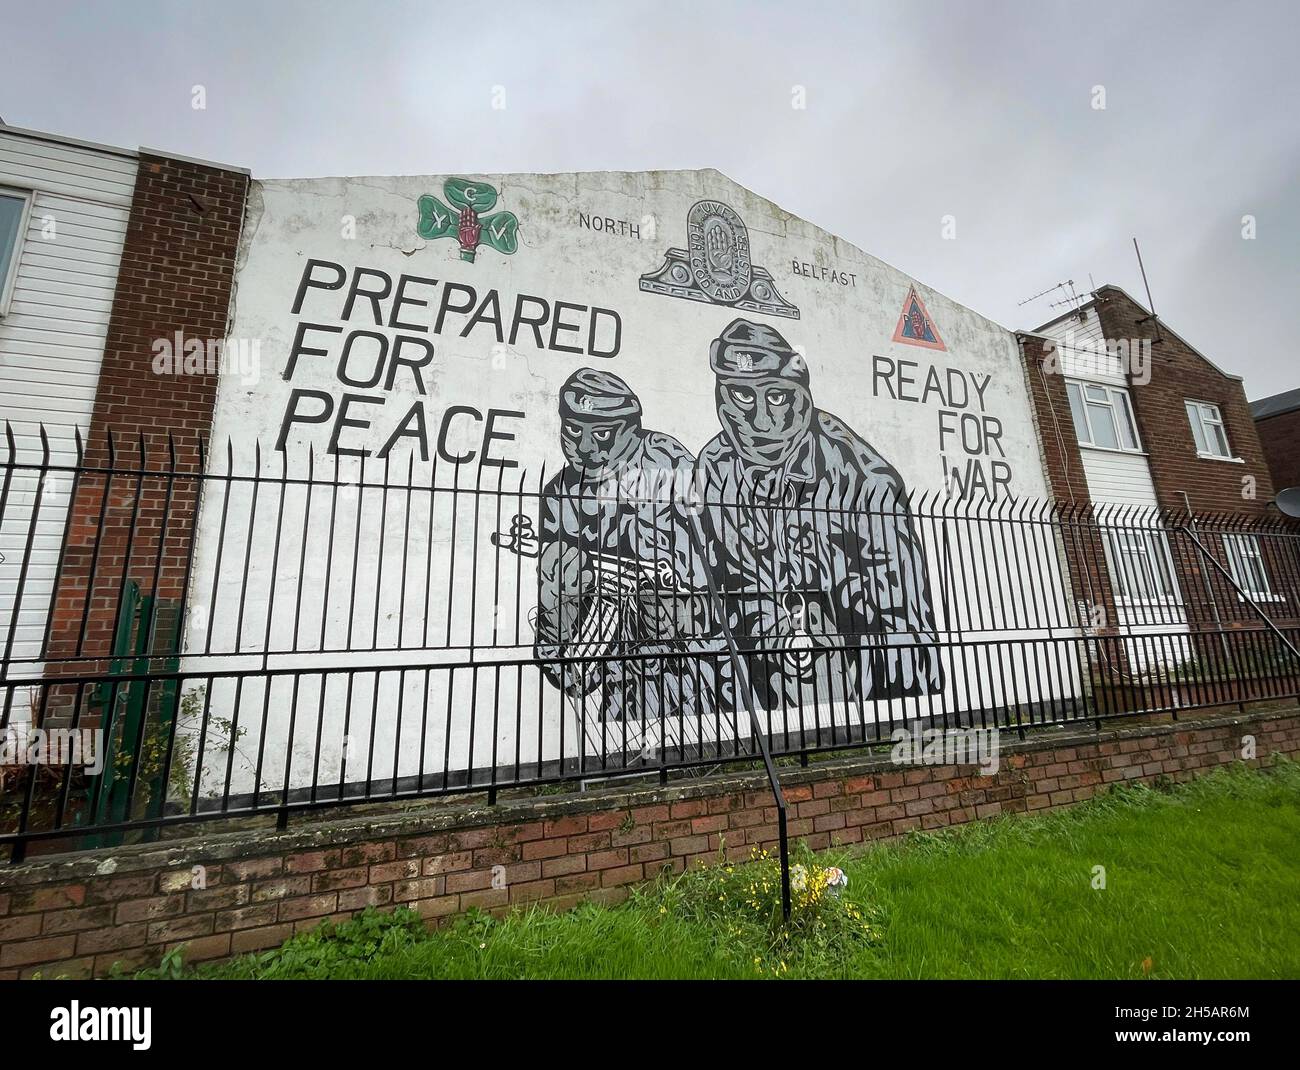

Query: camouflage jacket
<box><xmin>695</xmin><ymin>409</ymin><xmax>943</xmax><ymax>702</ymax></box>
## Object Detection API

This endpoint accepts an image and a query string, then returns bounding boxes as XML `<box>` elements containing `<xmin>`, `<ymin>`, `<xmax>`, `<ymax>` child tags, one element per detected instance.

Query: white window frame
<box><xmin>0</xmin><ymin>186</ymin><xmax>34</xmax><ymax>319</ymax></box>
<box><xmin>1184</xmin><ymin>400</ymin><xmax>1236</xmax><ymax>460</ymax></box>
<box><xmin>1103</xmin><ymin>529</ymin><xmax>1182</xmax><ymax>605</ymax></box>
<box><xmin>1064</xmin><ymin>379</ymin><xmax>1142</xmax><ymax>453</ymax></box>
<box><xmin>1222</xmin><ymin>533</ymin><xmax>1281</xmax><ymax>601</ymax></box>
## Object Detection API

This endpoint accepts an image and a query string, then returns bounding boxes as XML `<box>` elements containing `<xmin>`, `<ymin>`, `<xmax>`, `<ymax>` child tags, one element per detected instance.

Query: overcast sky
<box><xmin>2</xmin><ymin>0</ymin><xmax>1296</xmax><ymax>399</ymax></box>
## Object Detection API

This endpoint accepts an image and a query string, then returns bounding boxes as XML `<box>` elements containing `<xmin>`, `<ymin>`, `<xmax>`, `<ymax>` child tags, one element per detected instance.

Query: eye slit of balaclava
<box><xmin>561</xmin><ymin>416</ymin><xmax>641</xmax><ymax>479</ymax></box>
<box><xmin>716</xmin><ymin>378</ymin><xmax>814</xmax><ymax>468</ymax></box>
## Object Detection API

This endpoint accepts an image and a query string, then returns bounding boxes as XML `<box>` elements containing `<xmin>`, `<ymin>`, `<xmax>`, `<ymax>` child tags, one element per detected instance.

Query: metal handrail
<box><xmin>685</xmin><ymin>511</ymin><xmax>792</xmax><ymax>921</ymax></box>
<box><xmin>1176</xmin><ymin>525</ymin><xmax>1300</xmax><ymax>662</ymax></box>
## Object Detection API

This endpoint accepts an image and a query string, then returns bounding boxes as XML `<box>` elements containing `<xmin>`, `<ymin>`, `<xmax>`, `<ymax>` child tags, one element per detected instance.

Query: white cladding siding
<box><xmin>0</xmin><ymin>130</ymin><xmax>137</xmax><ymax>674</ymax></box>
<box><xmin>1045</xmin><ymin>307</ymin><xmax>1112</xmax><ymax>379</ymax></box>
<box><xmin>1040</xmin><ymin>306</ymin><xmax>1156</xmax><ymax>506</ymax></box>
<box><xmin>1077</xmin><ymin>447</ymin><xmax>1160</xmax><ymax>506</ymax></box>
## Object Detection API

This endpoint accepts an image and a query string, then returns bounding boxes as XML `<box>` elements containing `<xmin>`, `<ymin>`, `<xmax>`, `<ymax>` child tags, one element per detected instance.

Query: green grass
<box><xmin>141</xmin><ymin>760</ymin><xmax>1300</xmax><ymax>980</ymax></box>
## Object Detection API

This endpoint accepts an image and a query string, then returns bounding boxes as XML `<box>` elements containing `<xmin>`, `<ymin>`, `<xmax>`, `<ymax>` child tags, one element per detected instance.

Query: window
<box><xmin>1184</xmin><ymin>400</ymin><xmax>1233</xmax><ymax>459</ymax></box>
<box><xmin>1104</xmin><ymin>529</ymin><xmax>1180</xmax><ymax>602</ymax></box>
<box><xmin>0</xmin><ymin>188</ymin><xmax>32</xmax><ymax>318</ymax></box>
<box><xmin>1223</xmin><ymin>534</ymin><xmax>1275</xmax><ymax>599</ymax></box>
<box><xmin>1065</xmin><ymin>380</ymin><xmax>1141</xmax><ymax>451</ymax></box>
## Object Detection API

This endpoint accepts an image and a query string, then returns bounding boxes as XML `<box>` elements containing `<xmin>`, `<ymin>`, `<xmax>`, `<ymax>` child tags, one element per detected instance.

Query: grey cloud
<box><xmin>1</xmin><ymin>0</ymin><xmax>1295</xmax><ymax>395</ymax></box>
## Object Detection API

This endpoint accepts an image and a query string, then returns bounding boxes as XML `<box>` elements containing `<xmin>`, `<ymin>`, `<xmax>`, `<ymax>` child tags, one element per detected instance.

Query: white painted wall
<box><xmin>181</xmin><ymin>168</ymin><xmax>1077</xmax><ymax>796</ymax></box>
<box><xmin>0</xmin><ymin>128</ymin><xmax>137</xmax><ymax>684</ymax></box>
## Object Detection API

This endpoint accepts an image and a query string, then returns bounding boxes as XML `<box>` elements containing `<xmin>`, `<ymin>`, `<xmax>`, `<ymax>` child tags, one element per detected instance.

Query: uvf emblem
<box><xmin>689</xmin><ymin>201</ymin><xmax>751</xmax><ymax>303</ymax></box>
<box><xmin>640</xmin><ymin>198</ymin><xmax>799</xmax><ymax>319</ymax></box>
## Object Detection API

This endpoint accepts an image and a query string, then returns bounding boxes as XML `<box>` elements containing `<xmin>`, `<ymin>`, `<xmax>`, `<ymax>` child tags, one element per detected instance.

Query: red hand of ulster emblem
<box><xmin>458</xmin><ymin>205</ymin><xmax>481</xmax><ymax>252</ymax></box>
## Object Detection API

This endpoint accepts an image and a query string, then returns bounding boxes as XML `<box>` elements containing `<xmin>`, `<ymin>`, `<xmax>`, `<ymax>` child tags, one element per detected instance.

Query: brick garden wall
<box><xmin>1</xmin><ymin>706</ymin><xmax>1297</xmax><ymax>978</ymax></box>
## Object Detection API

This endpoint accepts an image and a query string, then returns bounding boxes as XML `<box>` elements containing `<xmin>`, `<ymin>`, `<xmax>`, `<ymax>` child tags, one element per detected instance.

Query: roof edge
<box><xmin>138</xmin><ymin>146</ymin><xmax>251</xmax><ymax>176</ymax></box>
<box><xmin>1095</xmin><ymin>283</ymin><xmax>1242</xmax><ymax>382</ymax></box>
<box><xmin>0</xmin><ymin>122</ymin><xmax>251</xmax><ymax>176</ymax></box>
<box><xmin>1030</xmin><ymin>283</ymin><xmax>1242</xmax><ymax>383</ymax></box>
<box><xmin>1250</xmin><ymin>388</ymin><xmax>1300</xmax><ymax>421</ymax></box>
<box><xmin>0</xmin><ymin>122</ymin><xmax>137</xmax><ymax>161</ymax></box>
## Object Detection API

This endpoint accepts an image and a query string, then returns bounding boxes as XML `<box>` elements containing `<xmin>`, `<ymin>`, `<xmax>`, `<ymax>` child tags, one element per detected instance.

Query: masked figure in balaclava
<box><xmin>694</xmin><ymin>318</ymin><xmax>943</xmax><ymax>720</ymax></box>
<box><xmin>533</xmin><ymin>368</ymin><xmax>719</xmax><ymax>756</ymax></box>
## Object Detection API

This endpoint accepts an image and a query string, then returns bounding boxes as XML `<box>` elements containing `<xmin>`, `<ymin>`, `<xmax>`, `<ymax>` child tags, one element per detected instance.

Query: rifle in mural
<box><xmin>416</xmin><ymin>178</ymin><xmax>519</xmax><ymax>262</ymax></box>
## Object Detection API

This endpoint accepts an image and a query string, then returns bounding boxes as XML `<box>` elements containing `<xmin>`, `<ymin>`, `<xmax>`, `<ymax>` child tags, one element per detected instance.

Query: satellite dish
<box><xmin>1277</xmin><ymin>487</ymin><xmax>1300</xmax><ymax>518</ymax></box>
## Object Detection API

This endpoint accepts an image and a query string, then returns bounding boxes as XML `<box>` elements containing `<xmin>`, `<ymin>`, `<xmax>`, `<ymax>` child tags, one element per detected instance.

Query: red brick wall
<box><xmin>1019</xmin><ymin>334</ymin><xmax>1091</xmax><ymax>507</ymax></box>
<box><xmin>1092</xmin><ymin>287</ymin><xmax>1275</xmax><ymax>516</ymax></box>
<box><xmin>1</xmin><ymin>707</ymin><xmax>1294</xmax><ymax>978</ymax></box>
<box><xmin>1255</xmin><ymin>410</ymin><xmax>1300</xmax><ymax>493</ymax></box>
<box><xmin>42</xmin><ymin>154</ymin><xmax>248</xmax><ymax>674</ymax></box>
<box><xmin>1089</xmin><ymin>289</ymin><xmax>1300</xmax><ymax>638</ymax></box>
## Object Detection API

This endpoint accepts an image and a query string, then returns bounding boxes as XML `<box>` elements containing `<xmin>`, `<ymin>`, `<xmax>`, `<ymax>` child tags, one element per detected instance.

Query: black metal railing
<box><xmin>2</xmin><ymin>425</ymin><xmax>1298</xmax><ymax>870</ymax></box>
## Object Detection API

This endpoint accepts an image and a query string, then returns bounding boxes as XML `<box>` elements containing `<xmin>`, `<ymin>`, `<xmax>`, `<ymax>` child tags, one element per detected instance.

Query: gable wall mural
<box><xmin>180</xmin><ymin>169</ymin><xmax>1075</xmax><ymax>794</ymax></box>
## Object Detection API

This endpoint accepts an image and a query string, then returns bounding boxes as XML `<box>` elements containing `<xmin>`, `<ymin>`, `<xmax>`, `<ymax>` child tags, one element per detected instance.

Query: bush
<box><xmin>645</xmin><ymin>844</ymin><xmax>884</xmax><ymax>977</ymax></box>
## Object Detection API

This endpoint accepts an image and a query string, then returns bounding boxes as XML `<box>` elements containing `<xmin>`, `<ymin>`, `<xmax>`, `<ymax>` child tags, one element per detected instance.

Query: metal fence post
<box><xmin>684</xmin><ymin>506</ymin><xmax>792</xmax><ymax>923</ymax></box>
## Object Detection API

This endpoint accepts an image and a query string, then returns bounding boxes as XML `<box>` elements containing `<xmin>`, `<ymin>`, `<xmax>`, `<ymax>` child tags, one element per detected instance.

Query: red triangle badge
<box><xmin>891</xmin><ymin>285</ymin><xmax>946</xmax><ymax>351</ymax></box>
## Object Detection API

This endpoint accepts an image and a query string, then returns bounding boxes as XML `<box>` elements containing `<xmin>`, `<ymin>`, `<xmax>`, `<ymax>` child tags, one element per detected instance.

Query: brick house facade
<box><xmin>1019</xmin><ymin>285</ymin><xmax>1297</xmax><ymax>669</ymax></box>
<box><xmin>1025</xmin><ymin>284</ymin><xmax>1274</xmax><ymax>515</ymax></box>
<box><xmin>1251</xmin><ymin>389</ymin><xmax>1300</xmax><ymax>495</ymax></box>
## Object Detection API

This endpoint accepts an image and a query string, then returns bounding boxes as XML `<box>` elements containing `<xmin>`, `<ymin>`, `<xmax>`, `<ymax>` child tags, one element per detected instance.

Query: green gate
<box><xmin>81</xmin><ymin>582</ymin><xmax>180</xmax><ymax>847</ymax></box>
